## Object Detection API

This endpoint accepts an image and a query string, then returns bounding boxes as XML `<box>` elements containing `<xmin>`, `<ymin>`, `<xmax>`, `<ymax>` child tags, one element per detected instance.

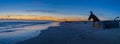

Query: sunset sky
<box><xmin>0</xmin><ymin>0</ymin><xmax>120</xmax><ymax>19</ymax></box>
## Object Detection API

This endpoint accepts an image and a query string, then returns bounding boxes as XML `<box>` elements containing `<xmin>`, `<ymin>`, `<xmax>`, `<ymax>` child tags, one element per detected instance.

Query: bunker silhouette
<box><xmin>88</xmin><ymin>11</ymin><xmax>119</xmax><ymax>29</ymax></box>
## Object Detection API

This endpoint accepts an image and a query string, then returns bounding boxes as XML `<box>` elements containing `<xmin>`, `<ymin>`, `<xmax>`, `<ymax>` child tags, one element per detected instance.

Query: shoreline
<box><xmin>16</xmin><ymin>22</ymin><xmax>120</xmax><ymax>44</ymax></box>
<box><xmin>0</xmin><ymin>20</ymin><xmax>58</xmax><ymax>44</ymax></box>
<box><xmin>16</xmin><ymin>22</ymin><xmax>93</xmax><ymax>44</ymax></box>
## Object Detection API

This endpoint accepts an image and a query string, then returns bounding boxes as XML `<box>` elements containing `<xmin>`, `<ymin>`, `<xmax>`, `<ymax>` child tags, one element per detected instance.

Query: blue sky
<box><xmin>0</xmin><ymin>0</ymin><xmax>120</xmax><ymax>19</ymax></box>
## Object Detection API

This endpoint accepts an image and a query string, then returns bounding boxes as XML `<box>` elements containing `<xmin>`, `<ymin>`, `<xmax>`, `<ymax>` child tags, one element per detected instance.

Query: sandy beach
<box><xmin>16</xmin><ymin>22</ymin><xmax>120</xmax><ymax>44</ymax></box>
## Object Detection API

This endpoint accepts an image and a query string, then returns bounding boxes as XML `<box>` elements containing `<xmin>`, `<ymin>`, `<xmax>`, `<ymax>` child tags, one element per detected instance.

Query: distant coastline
<box><xmin>0</xmin><ymin>15</ymin><xmax>87</xmax><ymax>22</ymax></box>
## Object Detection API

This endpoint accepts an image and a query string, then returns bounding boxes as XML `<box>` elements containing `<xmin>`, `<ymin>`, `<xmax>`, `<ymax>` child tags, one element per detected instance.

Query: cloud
<box><xmin>25</xmin><ymin>10</ymin><xmax>57</xmax><ymax>13</ymax></box>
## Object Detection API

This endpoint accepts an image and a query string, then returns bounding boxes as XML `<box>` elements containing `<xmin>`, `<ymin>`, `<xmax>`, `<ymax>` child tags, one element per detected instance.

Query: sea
<box><xmin>0</xmin><ymin>20</ymin><xmax>59</xmax><ymax>44</ymax></box>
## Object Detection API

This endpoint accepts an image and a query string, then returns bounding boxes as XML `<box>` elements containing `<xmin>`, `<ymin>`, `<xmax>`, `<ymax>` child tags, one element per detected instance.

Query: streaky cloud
<box><xmin>25</xmin><ymin>10</ymin><xmax>57</xmax><ymax>13</ymax></box>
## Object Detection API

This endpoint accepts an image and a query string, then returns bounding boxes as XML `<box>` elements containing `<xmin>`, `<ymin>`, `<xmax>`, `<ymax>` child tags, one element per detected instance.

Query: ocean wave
<box><xmin>0</xmin><ymin>20</ymin><xmax>59</xmax><ymax>44</ymax></box>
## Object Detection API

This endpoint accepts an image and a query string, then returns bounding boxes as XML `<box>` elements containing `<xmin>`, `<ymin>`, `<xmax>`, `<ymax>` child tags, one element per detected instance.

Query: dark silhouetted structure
<box><xmin>88</xmin><ymin>11</ymin><xmax>119</xmax><ymax>29</ymax></box>
<box><xmin>114</xmin><ymin>16</ymin><xmax>119</xmax><ymax>21</ymax></box>
<box><xmin>88</xmin><ymin>11</ymin><xmax>100</xmax><ymax>27</ymax></box>
<box><xmin>88</xmin><ymin>11</ymin><xmax>100</xmax><ymax>22</ymax></box>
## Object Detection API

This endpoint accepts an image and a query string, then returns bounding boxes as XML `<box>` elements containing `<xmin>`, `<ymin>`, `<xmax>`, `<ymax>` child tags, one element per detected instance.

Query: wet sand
<box><xmin>16</xmin><ymin>22</ymin><xmax>93</xmax><ymax>44</ymax></box>
<box><xmin>16</xmin><ymin>22</ymin><xmax>120</xmax><ymax>44</ymax></box>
